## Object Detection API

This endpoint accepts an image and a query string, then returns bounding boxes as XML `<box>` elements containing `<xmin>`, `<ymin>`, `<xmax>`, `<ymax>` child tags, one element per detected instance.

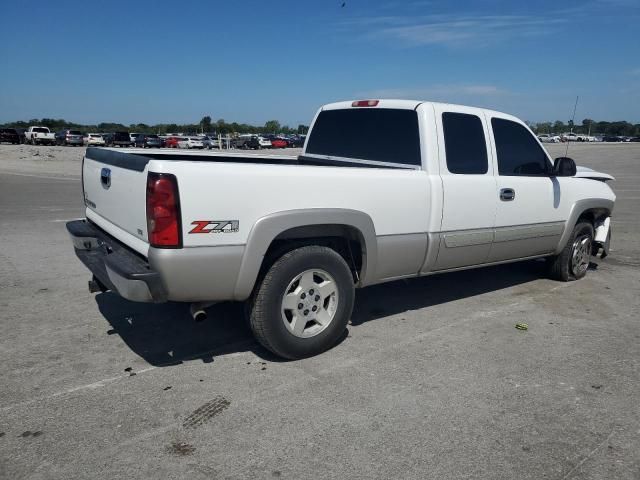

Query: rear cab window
<box><xmin>442</xmin><ymin>112</ymin><xmax>488</xmax><ymax>174</ymax></box>
<box><xmin>305</xmin><ymin>108</ymin><xmax>421</xmax><ymax>167</ymax></box>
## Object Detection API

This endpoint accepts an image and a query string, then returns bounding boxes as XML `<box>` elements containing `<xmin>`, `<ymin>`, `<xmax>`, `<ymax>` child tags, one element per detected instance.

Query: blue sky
<box><xmin>0</xmin><ymin>0</ymin><xmax>638</xmax><ymax>126</ymax></box>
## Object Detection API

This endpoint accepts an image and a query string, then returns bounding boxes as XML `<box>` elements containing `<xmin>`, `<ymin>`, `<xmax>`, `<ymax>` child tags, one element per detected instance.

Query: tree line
<box><xmin>530</xmin><ymin>118</ymin><xmax>640</xmax><ymax>137</ymax></box>
<box><xmin>3</xmin><ymin>115</ymin><xmax>638</xmax><ymax>137</ymax></box>
<box><xmin>0</xmin><ymin>116</ymin><xmax>309</xmax><ymax>136</ymax></box>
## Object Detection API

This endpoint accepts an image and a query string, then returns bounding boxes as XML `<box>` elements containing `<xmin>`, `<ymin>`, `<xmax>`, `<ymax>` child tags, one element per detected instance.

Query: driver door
<box><xmin>486</xmin><ymin>115</ymin><xmax>568</xmax><ymax>262</ymax></box>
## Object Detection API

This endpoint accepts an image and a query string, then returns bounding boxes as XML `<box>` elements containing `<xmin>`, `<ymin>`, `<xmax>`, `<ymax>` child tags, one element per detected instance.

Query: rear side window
<box><xmin>492</xmin><ymin>118</ymin><xmax>550</xmax><ymax>176</ymax></box>
<box><xmin>442</xmin><ymin>112</ymin><xmax>488</xmax><ymax>174</ymax></box>
<box><xmin>306</xmin><ymin>108</ymin><xmax>421</xmax><ymax>166</ymax></box>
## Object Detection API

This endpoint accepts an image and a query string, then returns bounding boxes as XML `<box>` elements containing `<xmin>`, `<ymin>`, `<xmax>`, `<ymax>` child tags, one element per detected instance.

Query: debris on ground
<box><xmin>515</xmin><ymin>323</ymin><xmax>528</xmax><ymax>331</ymax></box>
<box><xmin>167</xmin><ymin>441</ymin><xmax>195</xmax><ymax>456</ymax></box>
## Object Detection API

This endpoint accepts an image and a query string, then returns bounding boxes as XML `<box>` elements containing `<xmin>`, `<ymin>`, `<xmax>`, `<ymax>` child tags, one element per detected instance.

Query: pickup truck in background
<box><xmin>104</xmin><ymin>131</ymin><xmax>133</xmax><ymax>148</ymax></box>
<box><xmin>67</xmin><ymin>99</ymin><xmax>615</xmax><ymax>359</ymax></box>
<box><xmin>25</xmin><ymin>126</ymin><xmax>56</xmax><ymax>145</ymax></box>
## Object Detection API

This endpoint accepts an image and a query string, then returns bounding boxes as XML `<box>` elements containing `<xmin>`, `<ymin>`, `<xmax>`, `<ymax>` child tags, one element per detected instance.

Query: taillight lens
<box><xmin>146</xmin><ymin>173</ymin><xmax>182</xmax><ymax>248</ymax></box>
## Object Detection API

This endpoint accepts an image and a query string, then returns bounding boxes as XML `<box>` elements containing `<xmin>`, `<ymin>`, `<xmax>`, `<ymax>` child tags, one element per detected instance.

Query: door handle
<box><xmin>500</xmin><ymin>188</ymin><xmax>515</xmax><ymax>201</ymax></box>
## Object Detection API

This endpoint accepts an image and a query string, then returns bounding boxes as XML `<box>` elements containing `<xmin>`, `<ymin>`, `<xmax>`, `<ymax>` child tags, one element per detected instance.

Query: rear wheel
<box><xmin>548</xmin><ymin>221</ymin><xmax>594</xmax><ymax>281</ymax></box>
<box><xmin>248</xmin><ymin>246</ymin><xmax>355</xmax><ymax>359</ymax></box>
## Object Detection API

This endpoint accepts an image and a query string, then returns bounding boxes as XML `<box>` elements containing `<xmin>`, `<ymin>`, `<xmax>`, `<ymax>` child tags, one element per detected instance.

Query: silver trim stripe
<box><xmin>441</xmin><ymin>221</ymin><xmax>566</xmax><ymax>248</ymax></box>
<box><xmin>443</xmin><ymin>230</ymin><xmax>493</xmax><ymax>248</ymax></box>
<box><xmin>494</xmin><ymin>222</ymin><xmax>564</xmax><ymax>243</ymax></box>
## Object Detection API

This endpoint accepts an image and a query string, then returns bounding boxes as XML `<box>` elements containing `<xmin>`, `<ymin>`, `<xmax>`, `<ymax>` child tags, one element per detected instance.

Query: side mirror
<box><xmin>552</xmin><ymin>157</ymin><xmax>576</xmax><ymax>176</ymax></box>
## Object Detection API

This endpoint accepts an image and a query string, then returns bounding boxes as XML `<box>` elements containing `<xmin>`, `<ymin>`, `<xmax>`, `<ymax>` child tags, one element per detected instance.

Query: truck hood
<box><xmin>575</xmin><ymin>166</ymin><xmax>614</xmax><ymax>182</ymax></box>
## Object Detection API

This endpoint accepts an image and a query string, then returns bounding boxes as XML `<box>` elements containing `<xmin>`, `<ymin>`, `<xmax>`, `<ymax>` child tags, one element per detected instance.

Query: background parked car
<box><xmin>232</xmin><ymin>134</ymin><xmax>252</xmax><ymax>149</ymax></box>
<box><xmin>286</xmin><ymin>135</ymin><xmax>306</xmax><ymax>147</ymax></box>
<box><xmin>201</xmin><ymin>136</ymin><xmax>220</xmax><ymax>149</ymax></box>
<box><xmin>537</xmin><ymin>134</ymin><xmax>560</xmax><ymax>143</ymax></box>
<box><xmin>257</xmin><ymin>136</ymin><xmax>272</xmax><ymax>149</ymax></box>
<box><xmin>130</xmin><ymin>133</ymin><xmax>142</xmax><ymax>145</ymax></box>
<box><xmin>55</xmin><ymin>129</ymin><xmax>84</xmax><ymax>146</ymax></box>
<box><xmin>270</xmin><ymin>137</ymin><xmax>288</xmax><ymax>148</ymax></box>
<box><xmin>164</xmin><ymin>136</ymin><xmax>183</xmax><ymax>148</ymax></box>
<box><xmin>134</xmin><ymin>134</ymin><xmax>162</xmax><ymax>148</ymax></box>
<box><xmin>105</xmin><ymin>131</ymin><xmax>133</xmax><ymax>147</ymax></box>
<box><xmin>0</xmin><ymin>128</ymin><xmax>23</xmax><ymax>144</ymax></box>
<box><xmin>85</xmin><ymin>133</ymin><xmax>106</xmax><ymax>146</ymax></box>
<box><xmin>178</xmin><ymin>137</ymin><xmax>204</xmax><ymax>149</ymax></box>
<box><xmin>25</xmin><ymin>126</ymin><xmax>56</xmax><ymax>145</ymax></box>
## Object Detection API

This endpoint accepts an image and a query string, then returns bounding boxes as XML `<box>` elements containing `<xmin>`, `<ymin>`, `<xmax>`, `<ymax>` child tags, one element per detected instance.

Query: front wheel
<box><xmin>548</xmin><ymin>221</ymin><xmax>594</xmax><ymax>281</ymax></box>
<box><xmin>248</xmin><ymin>246</ymin><xmax>355</xmax><ymax>359</ymax></box>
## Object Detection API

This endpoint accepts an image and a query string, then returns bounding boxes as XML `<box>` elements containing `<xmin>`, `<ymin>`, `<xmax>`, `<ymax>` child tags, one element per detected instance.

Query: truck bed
<box><xmin>86</xmin><ymin>147</ymin><xmax>418</xmax><ymax>170</ymax></box>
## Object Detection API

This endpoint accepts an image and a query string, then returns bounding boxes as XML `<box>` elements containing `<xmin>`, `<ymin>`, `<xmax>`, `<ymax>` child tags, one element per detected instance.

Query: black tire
<box><xmin>548</xmin><ymin>221</ymin><xmax>594</xmax><ymax>281</ymax></box>
<box><xmin>248</xmin><ymin>245</ymin><xmax>355</xmax><ymax>359</ymax></box>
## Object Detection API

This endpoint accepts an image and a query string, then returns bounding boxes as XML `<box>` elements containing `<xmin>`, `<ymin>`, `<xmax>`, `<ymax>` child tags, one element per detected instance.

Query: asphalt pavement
<box><xmin>0</xmin><ymin>144</ymin><xmax>639</xmax><ymax>479</ymax></box>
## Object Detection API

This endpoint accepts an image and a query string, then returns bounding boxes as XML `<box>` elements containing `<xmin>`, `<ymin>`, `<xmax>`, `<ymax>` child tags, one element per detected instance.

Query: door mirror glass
<box><xmin>553</xmin><ymin>157</ymin><xmax>576</xmax><ymax>176</ymax></box>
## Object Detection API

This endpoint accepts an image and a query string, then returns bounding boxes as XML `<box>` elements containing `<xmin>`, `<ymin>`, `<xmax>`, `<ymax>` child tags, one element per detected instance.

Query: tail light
<box><xmin>352</xmin><ymin>100</ymin><xmax>379</xmax><ymax>107</ymax></box>
<box><xmin>146</xmin><ymin>173</ymin><xmax>182</xmax><ymax>248</ymax></box>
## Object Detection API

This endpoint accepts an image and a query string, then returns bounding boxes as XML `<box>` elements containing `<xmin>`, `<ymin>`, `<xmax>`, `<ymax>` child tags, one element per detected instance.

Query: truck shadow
<box><xmin>95</xmin><ymin>259</ymin><xmax>554</xmax><ymax>365</ymax></box>
<box><xmin>95</xmin><ymin>295</ymin><xmax>257</xmax><ymax>366</ymax></box>
<box><xmin>350</xmin><ymin>260</ymin><xmax>550</xmax><ymax>325</ymax></box>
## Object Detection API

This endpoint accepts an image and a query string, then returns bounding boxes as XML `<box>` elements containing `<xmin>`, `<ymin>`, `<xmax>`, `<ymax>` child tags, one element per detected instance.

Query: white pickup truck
<box><xmin>67</xmin><ymin>99</ymin><xmax>615</xmax><ymax>359</ymax></box>
<box><xmin>25</xmin><ymin>126</ymin><xmax>56</xmax><ymax>145</ymax></box>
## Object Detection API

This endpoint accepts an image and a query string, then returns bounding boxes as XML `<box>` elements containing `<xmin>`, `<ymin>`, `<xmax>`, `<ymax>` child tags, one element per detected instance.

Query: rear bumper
<box><xmin>66</xmin><ymin>219</ymin><xmax>168</xmax><ymax>303</ymax></box>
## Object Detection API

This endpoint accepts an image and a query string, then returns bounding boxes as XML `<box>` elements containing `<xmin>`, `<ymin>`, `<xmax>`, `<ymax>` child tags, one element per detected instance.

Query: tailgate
<box><xmin>82</xmin><ymin>148</ymin><xmax>150</xmax><ymax>254</ymax></box>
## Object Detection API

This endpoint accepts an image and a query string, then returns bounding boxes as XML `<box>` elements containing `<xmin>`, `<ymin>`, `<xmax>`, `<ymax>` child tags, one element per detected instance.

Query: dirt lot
<box><xmin>0</xmin><ymin>143</ymin><xmax>639</xmax><ymax>479</ymax></box>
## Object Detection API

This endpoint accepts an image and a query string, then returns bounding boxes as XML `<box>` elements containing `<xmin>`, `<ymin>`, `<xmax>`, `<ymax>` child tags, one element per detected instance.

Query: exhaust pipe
<box><xmin>190</xmin><ymin>302</ymin><xmax>217</xmax><ymax>322</ymax></box>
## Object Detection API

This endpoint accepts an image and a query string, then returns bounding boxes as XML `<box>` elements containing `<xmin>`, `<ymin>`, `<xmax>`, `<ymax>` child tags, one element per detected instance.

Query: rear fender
<box><xmin>233</xmin><ymin>209</ymin><xmax>377</xmax><ymax>300</ymax></box>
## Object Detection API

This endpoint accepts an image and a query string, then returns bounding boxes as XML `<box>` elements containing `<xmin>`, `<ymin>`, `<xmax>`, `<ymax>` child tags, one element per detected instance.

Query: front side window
<box><xmin>306</xmin><ymin>108</ymin><xmax>421</xmax><ymax>166</ymax></box>
<box><xmin>442</xmin><ymin>112</ymin><xmax>488</xmax><ymax>174</ymax></box>
<box><xmin>492</xmin><ymin>118</ymin><xmax>550</xmax><ymax>176</ymax></box>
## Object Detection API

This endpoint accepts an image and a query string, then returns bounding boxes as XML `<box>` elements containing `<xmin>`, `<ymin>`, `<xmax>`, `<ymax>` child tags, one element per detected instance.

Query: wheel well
<box><xmin>260</xmin><ymin>224</ymin><xmax>365</xmax><ymax>282</ymax></box>
<box><xmin>576</xmin><ymin>208</ymin><xmax>610</xmax><ymax>227</ymax></box>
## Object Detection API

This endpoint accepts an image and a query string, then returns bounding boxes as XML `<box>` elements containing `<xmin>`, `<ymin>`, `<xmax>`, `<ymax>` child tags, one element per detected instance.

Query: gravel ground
<box><xmin>0</xmin><ymin>143</ymin><xmax>639</xmax><ymax>479</ymax></box>
<box><xmin>0</xmin><ymin>144</ymin><xmax>303</xmax><ymax>179</ymax></box>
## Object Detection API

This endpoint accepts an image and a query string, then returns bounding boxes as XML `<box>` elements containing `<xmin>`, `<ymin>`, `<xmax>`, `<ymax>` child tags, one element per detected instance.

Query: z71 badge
<box><xmin>189</xmin><ymin>220</ymin><xmax>239</xmax><ymax>234</ymax></box>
